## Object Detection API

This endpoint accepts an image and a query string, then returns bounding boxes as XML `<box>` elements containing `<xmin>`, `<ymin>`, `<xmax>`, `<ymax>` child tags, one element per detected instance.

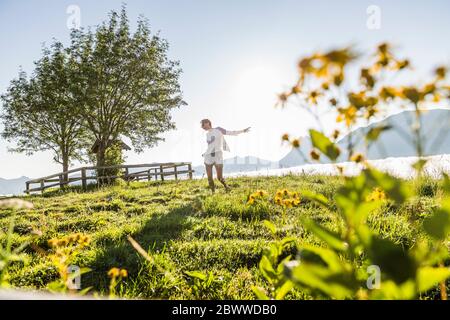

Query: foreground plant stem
<box><xmin>439</xmin><ymin>262</ymin><xmax>448</xmax><ymax>300</ymax></box>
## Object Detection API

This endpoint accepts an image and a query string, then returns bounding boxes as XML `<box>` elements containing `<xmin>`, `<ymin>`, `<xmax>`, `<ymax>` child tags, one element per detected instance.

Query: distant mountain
<box><xmin>0</xmin><ymin>176</ymin><xmax>30</xmax><ymax>196</ymax></box>
<box><xmin>338</xmin><ymin>108</ymin><xmax>450</xmax><ymax>160</ymax></box>
<box><xmin>193</xmin><ymin>156</ymin><xmax>279</xmax><ymax>176</ymax></box>
<box><xmin>279</xmin><ymin>109</ymin><xmax>450</xmax><ymax>167</ymax></box>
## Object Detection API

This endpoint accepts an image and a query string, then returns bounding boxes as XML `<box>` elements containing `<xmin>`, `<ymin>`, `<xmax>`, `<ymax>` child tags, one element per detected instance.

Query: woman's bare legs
<box><xmin>205</xmin><ymin>164</ymin><xmax>215</xmax><ymax>193</ymax></box>
<box><xmin>215</xmin><ymin>164</ymin><xmax>230</xmax><ymax>192</ymax></box>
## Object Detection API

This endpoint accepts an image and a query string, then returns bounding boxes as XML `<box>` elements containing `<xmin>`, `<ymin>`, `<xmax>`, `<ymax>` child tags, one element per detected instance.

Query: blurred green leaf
<box><xmin>423</xmin><ymin>200</ymin><xmax>450</xmax><ymax>240</ymax></box>
<box><xmin>298</xmin><ymin>244</ymin><xmax>347</xmax><ymax>272</ymax></box>
<box><xmin>299</xmin><ymin>189</ymin><xmax>330</xmax><ymax>208</ymax></box>
<box><xmin>367</xmin><ymin>236</ymin><xmax>416</xmax><ymax>284</ymax></box>
<box><xmin>280</xmin><ymin>237</ymin><xmax>296</xmax><ymax>248</ymax></box>
<box><xmin>277</xmin><ymin>255</ymin><xmax>292</xmax><ymax>274</ymax></box>
<box><xmin>366</xmin><ymin>124</ymin><xmax>392</xmax><ymax>141</ymax></box>
<box><xmin>369</xmin><ymin>280</ymin><xmax>415</xmax><ymax>300</ymax></box>
<box><xmin>417</xmin><ymin>266</ymin><xmax>450</xmax><ymax>292</ymax></box>
<box><xmin>259</xmin><ymin>255</ymin><xmax>277</xmax><ymax>281</ymax></box>
<box><xmin>309</xmin><ymin>129</ymin><xmax>341</xmax><ymax>161</ymax></box>
<box><xmin>252</xmin><ymin>286</ymin><xmax>270</xmax><ymax>300</ymax></box>
<box><xmin>275</xmin><ymin>280</ymin><xmax>294</xmax><ymax>300</ymax></box>
<box><xmin>284</xmin><ymin>254</ymin><xmax>356</xmax><ymax>299</ymax></box>
<box><xmin>300</xmin><ymin>217</ymin><xmax>348</xmax><ymax>251</ymax></box>
<box><xmin>263</xmin><ymin>220</ymin><xmax>277</xmax><ymax>236</ymax></box>
<box><xmin>79</xmin><ymin>287</ymin><xmax>93</xmax><ymax>295</ymax></box>
<box><xmin>335</xmin><ymin>193</ymin><xmax>382</xmax><ymax>226</ymax></box>
<box><xmin>185</xmin><ymin>271</ymin><xmax>207</xmax><ymax>281</ymax></box>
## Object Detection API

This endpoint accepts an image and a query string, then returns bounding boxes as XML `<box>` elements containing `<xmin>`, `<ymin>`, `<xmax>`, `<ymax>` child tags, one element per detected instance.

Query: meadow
<box><xmin>0</xmin><ymin>173</ymin><xmax>445</xmax><ymax>299</ymax></box>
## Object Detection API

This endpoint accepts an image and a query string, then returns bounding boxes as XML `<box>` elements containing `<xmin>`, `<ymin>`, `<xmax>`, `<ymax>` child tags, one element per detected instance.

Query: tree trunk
<box><xmin>96</xmin><ymin>142</ymin><xmax>107</xmax><ymax>185</ymax></box>
<box><xmin>62</xmin><ymin>155</ymin><xmax>69</xmax><ymax>186</ymax></box>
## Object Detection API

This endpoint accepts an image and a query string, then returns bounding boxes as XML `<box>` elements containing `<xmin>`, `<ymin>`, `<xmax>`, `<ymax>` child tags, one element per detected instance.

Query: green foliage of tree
<box><xmin>1</xmin><ymin>42</ymin><xmax>89</xmax><ymax>179</ymax></box>
<box><xmin>1</xmin><ymin>6</ymin><xmax>185</xmax><ymax>179</ymax></box>
<box><xmin>68</xmin><ymin>6</ymin><xmax>185</xmax><ymax>168</ymax></box>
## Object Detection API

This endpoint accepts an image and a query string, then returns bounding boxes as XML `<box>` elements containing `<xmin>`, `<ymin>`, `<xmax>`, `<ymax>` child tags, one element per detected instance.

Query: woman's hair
<box><xmin>201</xmin><ymin>119</ymin><xmax>211</xmax><ymax>126</ymax></box>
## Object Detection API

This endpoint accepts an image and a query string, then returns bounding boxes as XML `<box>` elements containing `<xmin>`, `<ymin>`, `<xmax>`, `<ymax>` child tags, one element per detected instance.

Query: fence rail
<box><xmin>25</xmin><ymin>162</ymin><xmax>194</xmax><ymax>194</ymax></box>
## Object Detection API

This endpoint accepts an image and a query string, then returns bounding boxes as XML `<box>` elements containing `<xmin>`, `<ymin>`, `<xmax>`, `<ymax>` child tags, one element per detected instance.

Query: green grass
<box><xmin>0</xmin><ymin>174</ymin><xmax>444</xmax><ymax>299</ymax></box>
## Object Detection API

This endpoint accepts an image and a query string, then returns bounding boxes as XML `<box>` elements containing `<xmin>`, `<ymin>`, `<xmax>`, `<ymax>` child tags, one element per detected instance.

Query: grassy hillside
<box><xmin>0</xmin><ymin>174</ymin><xmax>444</xmax><ymax>299</ymax></box>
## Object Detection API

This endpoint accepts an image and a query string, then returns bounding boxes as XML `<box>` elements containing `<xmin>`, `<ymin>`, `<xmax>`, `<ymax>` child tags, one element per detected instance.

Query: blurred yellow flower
<box><xmin>310</xmin><ymin>149</ymin><xmax>320</xmax><ymax>160</ymax></box>
<box><xmin>332</xmin><ymin>129</ymin><xmax>340</xmax><ymax>140</ymax></box>
<box><xmin>329</xmin><ymin>98</ymin><xmax>338</xmax><ymax>106</ymax></box>
<box><xmin>307</xmin><ymin>90</ymin><xmax>322</xmax><ymax>104</ymax></box>
<box><xmin>350</xmin><ymin>153</ymin><xmax>365</xmax><ymax>163</ymax></box>
<box><xmin>333</xmin><ymin>73</ymin><xmax>344</xmax><ymax>86</ymax></box>
<box><xmin>291</xmin><ymin>139</ymin><xmax>301</xmax><ymax>148</ymax></box>
<box><xmin>278</xmin><ymin>92</ymin><xmax>288</xmax><ymax>102</ymax></box>
<box><xmin>120</xmin><ymin>269</ymin><xmax>128</xmax><ymax>277</ymax></box>
<box><xmin>402</xmin><ymin>87</ymin><xmax>421</xmax><ymax>104</ymax></box>
<box><xmin>360</xmin><ymin>68</ymin><xmax>375</xmax><ymax>88</ymax></box>
<box><xmin>247</xmin><ymin>190</ymin><xmax>268</xmax><ymax>205</ymax></box>
<box><xmin>337</xmin><ymin>106</ymin><xmax>357</xmax><ymax>127</ymax></box>
<box><xmin>291</xmin><ymin>85</ymin><xmax>301</xmax><ymax>94</ymax></box>
<box><xmin>395</xmin><ymin>59</ymin><xmax>410</xmax><ymax>70</ymax></box>
<box><xmin>366</xmin><ymin>187</ymin><xmax>387</xmax><ymax>202</ymax></box>
<box><xmin>379</xmin><ymin>86</ymin><xmax>399</xmax><ymax>101</ymax></box>
<box><xmin>108</xmin><ymin>267</ymin><xmax>120</xmax><ymax>278</ymax></box>
<box><xmin>435</xmin><ymin>66</ymin><xmax>446</xmax><ymax>80</ymax></box>
<box><xmin>274</xmin><ymin>189</ymin><xmax>301</xmax><ymax>208</ymax></box>
<box><xmin>257</xmin><ymin>190</ymin><xmax>267</xmax><ymax>197</ymax></box>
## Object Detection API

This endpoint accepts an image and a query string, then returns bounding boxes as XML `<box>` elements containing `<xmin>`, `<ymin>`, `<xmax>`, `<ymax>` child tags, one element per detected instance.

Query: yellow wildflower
<box><xmin>120</xmin><ymin>269</ymin><xmax>128</xmax><ymax>277</ymax></box>
<box><xmin>108</xmin><ymin>267</ymin><xmax>120</xmax><ymax>278</ymax></box>
<box><xmin>366</xmin><ymin>187</ymin><xmax>387</xmax><ymax>202</ymax></box>
<box><xmin>435</xmin><ymin>66</ymin><xmax>446</xmax><ymax>80</ymax></box>
<box><xmin>310</xmin><ymin>149</ymin><xmax>320</xmax><ymax>161</ymax></box>
<box><xmin>332</xmin><ymin>129</ymin><xmax>340</xmax><ymax>140</ymax></box>
<box><xmin>350</xmin><ymin>153</ymin><xmax>365</xmax><ymax>163</ymax></box>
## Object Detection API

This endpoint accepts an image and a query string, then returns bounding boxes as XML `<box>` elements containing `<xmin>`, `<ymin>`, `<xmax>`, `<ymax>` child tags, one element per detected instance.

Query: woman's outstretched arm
<box><xmin>217</xmin><ymin>127</ymin><xmax>251</xmax><ymax>136</ymax></box>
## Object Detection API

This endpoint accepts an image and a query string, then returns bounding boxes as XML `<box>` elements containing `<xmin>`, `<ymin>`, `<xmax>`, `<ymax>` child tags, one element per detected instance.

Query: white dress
<box><xmin>203</xmin><ymin>127</ymin><xmax>241</xmax><ymax>165</ymax></box>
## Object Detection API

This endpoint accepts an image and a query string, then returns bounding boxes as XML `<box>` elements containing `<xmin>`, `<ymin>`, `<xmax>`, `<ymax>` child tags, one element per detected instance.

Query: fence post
<box><xmin>160</xmin><ymin>165</ymin><xmax>164</xmax><ymax>181</ymax></box>
<box><xmin>147</xmin><ymin>169</ymin><xmax>151</xmax><ymax>181</ymax></box>
<box><xmin>25</xmin><ymin>182</ymin><xmax>30</xmax><ymax>194</ymax></box>
<box><xmin>81</xmin><ymin>168</ymin><xmax>87</xmax><ymax>190</ymax></box>
<box><xmin>124</xmin><ymin>167</ymin><xmax>130</xmax><ymax>185</ymax></box>
<box><xmin>174</xmin><ymin>165</ymin><xmax>178</xmax><ymax>180</ymax></box>
<box><xmin>59</xmin><ymin>174</ymin><xmax>64</xmax><ymax>188</ymax></box>
<box><xmin>188</xmin><ymin>163</ymin><xmax>193</xmax><ymax>179</ymax></box>
<box><xmin>40</xmin><ymin>180</ymin><xmax>45</xmax><ymax>194</ymax></box>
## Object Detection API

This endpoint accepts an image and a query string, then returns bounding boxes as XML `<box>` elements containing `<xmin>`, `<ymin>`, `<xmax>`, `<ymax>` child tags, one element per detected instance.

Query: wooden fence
<box><xmin>25</xmin><ymin>162</ymin><xmax>194</xmax><ymax>194</ymax></box>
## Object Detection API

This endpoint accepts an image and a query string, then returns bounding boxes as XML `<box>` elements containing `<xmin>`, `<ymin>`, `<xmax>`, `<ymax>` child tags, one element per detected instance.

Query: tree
<box><xmin>70</xmin><ymin>7</ymin><xmax>185</xmax><ymax>172</ymax></box>
<box><xmin>1</xmin><ymin>42</ymin><xmax>89</xmax><ymax>181</ymax></box>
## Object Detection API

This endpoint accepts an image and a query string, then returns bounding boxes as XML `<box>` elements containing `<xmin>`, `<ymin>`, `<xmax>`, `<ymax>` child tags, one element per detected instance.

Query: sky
<box><xmin>1</xmin><ymin>0</ymin><xmax>450</xmax><ymax>179</ymax></box>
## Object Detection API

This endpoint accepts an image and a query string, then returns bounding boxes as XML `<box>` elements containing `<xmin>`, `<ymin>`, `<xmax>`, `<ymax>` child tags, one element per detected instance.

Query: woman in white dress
<box><xmin>200</xmin><ymin>119</ymin><xmax>250</xmax><ymax>193</ymax></box>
